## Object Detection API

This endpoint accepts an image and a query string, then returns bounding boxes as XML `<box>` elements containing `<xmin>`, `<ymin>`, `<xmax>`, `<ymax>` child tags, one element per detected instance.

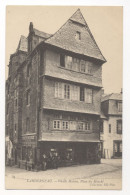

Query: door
<box><xmin>114</xmin><ymin>141</ymin><xmax>122</xmax><ymax>158</ymax></box>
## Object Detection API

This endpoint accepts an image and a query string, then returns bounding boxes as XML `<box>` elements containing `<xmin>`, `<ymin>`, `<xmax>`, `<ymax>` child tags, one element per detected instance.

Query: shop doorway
<box><xmin>114</xmin><ymin>141</ymin><xmax>122</xmax><ymax>158</ymax></box>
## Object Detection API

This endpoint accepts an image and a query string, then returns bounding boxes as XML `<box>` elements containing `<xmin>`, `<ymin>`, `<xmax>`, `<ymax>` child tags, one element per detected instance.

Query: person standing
<box><xmin>42</xmin><ymin>154</ymin><xmax>47</xmax><ymax>171</ymax></box>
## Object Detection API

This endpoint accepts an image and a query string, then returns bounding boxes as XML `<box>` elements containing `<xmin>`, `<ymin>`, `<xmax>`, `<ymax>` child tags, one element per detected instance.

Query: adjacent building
<box><xmin>100</xmin><ymin>93</ymin><xmax>122</xmax><ymax>159</ymax></box>
<box><xmin>5</xmin><ymin>9</ymin><xmax>106</xmax><ymax>169</ymax></box>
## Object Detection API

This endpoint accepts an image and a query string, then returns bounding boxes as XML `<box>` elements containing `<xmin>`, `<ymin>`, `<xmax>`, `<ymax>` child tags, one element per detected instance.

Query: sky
<box><xmin>6</xmin><ymin>6</ymin><xmax>123</xmax><ymax>94</ymax></box>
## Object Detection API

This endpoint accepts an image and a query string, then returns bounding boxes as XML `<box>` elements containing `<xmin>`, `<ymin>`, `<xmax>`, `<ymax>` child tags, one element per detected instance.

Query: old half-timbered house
<box><xmin>6</xmin><ymin>9</ymin><xmax>106</xmax><ymax>170</ymax></box>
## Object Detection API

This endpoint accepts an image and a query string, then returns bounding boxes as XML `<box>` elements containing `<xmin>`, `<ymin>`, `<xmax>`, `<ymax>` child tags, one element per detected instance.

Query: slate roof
<box><xmin>45</xmin><ymin>9</ymin><xmax>106</xmax><ymax>62</ymax></box>
<box><xmin>101</xmin><ymin>93</ymin><xmax>122</xmax><ymax>102</ymax></box>
<box><xmin>33</xmin><ymin>28</ymin><xmax>52</xmax><ymax>39</ymax></box>
<box><xmin>16</xmin><ymin>35</ymin><xmax>28</xmax><ymax>52</ymax></box>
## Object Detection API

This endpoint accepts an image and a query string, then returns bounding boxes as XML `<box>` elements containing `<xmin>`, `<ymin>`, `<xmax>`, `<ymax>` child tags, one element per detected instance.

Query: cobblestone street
<box><xmin>5</xmin><ymin>159</ymin><xmax>122</xmax><ymax>189</ymax></box>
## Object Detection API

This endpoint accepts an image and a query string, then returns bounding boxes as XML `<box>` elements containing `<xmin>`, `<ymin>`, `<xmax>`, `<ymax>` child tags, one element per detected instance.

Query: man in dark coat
<box><xmin>42</xmin><ymin>154</ymin><xmax>47</xmax><ymax>171</ymax></box>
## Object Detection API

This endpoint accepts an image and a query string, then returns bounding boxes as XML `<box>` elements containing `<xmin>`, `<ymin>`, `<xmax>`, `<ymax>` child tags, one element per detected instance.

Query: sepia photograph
<box><xmin>5</xmin><ymin>6</ymin><xmax>122</xmax><ymax>190</ymax></box>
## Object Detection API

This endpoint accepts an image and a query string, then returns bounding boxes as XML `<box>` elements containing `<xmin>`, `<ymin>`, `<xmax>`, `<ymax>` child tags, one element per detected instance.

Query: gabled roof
<box><xmin>16</xmin><ymin>35</ymin><xmax>28</xmax><ymax>52</ymax></box>
<box><xmin>45</xmin><ymin>9</ymin><xmax>106</xmax><ymax>62</ymax></box>
<box><xmin>33</xmin><ymin>28</ymin><xmax>52</xmax><ymax>39</ymax></box>
<box><xmin>101</xmin><ymin>93</ymin><xmax>122</xmax><ymax>102</ymax></box>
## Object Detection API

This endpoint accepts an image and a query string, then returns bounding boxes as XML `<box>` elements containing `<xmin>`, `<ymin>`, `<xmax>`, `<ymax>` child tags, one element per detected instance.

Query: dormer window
<box><xmin>75</xmin><ymin>31</ymin><xmax>81</xmax><ymax>40</ymax></box>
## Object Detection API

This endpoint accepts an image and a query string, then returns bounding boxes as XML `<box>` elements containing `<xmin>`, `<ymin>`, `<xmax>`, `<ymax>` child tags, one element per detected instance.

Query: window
<box><xmin>109</xmin><ymin>124</ymin><xmax>111</xmax><ymax>133</ymax></box>
<box><xmin>85</xmin><ymin>89</ymin><xmax>93</xmax><ymax>103</ymax></box>
<box><xmin>26</xmin><ymin>118</ymin><xmax>30</xmax><ymax>132</ymax></box>
<box><xmin>78</xmin><ymin>122</ymin><xmax>84</xmax><ymax>131</ymax></box>
<box><xmin>80</xmin><ymin>87</ymin><xmax>85</xmax><ymax>101</ymax></box>
<box><xmin>26</xmin><ymin>90</ymin><xmax>30</xmax><ymax>105</ymax></box>
<box><xmin>60</xmin><ymin>54</ymin><xmax>65</xmax><ymax>67</ymax></box>
<box><xmin>53</xmin><ymin>120</ymin><xmax>60</xmax><ymax>129</ymax></box>
<box><xmin>62</xmin><ymin>121</ymin><xmax>69</xmax><ymax>130</ymax></box>
<box><xmin>55</xmin><ymin>82</ymin><xmax>63</xmax><ymax>99</ymax></box>
<box><xmin>100</xmin><ymin>121</ymin><xmax>104</xmax><ymax>133</ymax></box>
<box><xmin>85</xmin><ymin>121</ymin><xmax>91</xmax><ymax>131</ymax></box>
<box><xmin>117</xmin><ymin>120</ymin><xmax>122</xmax><ymax>134</ymax></box>
<box><xmin>75</xmin><ymin>31</ymin><xmax>81</xmax><ymax>40</ymax></box>
<box><xmin>55</xmin><ymin>82</ymin><xmax>93</xmax><ymax>103</ymax></box>
<box><xmin>72</xmin><ymin>58</ymin><xmax>80</xmax><ymax>71</ymax></box>
<box><xmin>65</xmin><ymin>56</ymin><xmax>72</xmax><ymax>69</ymax></box>
<box><xmin>71</xmin><ymin>85</ymin><xmax>80</xmax><ymax>101</ymax></box>
<box><xmin>64</xmin><ymin>84</ymin><xmax>70</xmax><ymax>99</ymax></box>
<box><xmin>70</xmin><ymin>121</ymin><xmax>77</xmax><ymax>130</ymax></box>
<box><xmin>88</xmin><ymin>62</ymin><xmax>92</xmax><ymax>74</ymax></box>
<box><xmin>118</xmin><ymin>102</ymin><xmax>122</xmax><ymax>112</ymax></box>
<box><xmin>80</xmin><ymin>60</ymin><xmax>86</xmax><ymax>73</ymax></box>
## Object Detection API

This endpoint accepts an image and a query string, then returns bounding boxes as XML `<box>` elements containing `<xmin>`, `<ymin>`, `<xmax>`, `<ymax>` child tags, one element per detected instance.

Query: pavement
<box><xmin>5</xmin><ymin>159</ymin><xmax>122</xmax><ymax>190</ymax></box>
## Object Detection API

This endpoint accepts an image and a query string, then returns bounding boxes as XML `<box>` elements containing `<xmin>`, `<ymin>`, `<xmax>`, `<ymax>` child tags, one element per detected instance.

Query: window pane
<box><xmin>80</xmin><ymin>87</ymin><xmax>84</xmax><ymax>101</ymax></box>
<box><xmin>65</xmin><ymin>56</ymin><xmax>72</xmax><ymax>69</ymax></box>
<box><xmin>70</xmin><ymin>121</ymin><xmax>77</xmax><ymax>130</ymax></box>
<box><xmin>85</xmin><ymin>88</ymin><xmax>92</xmax><ymax>103</ymax></box>
<box><xmin>78</xmin><ymin>122</ymin><xmax>84</xmax><ymax>130</ymax></box>
<box><xmin>64</xmin><ymin>84</ymin><xmax>70</xmax><ymax>99</ymax></box>
<box><xmin>85</xmin><ymin>121</ymin><xmax>91</xmax><ymax>130</ymax></box>
<box><xmin>80</xmin><ymin>60</ymin><xmax>86</xmax><ymax>72</ymax></box>
<box><xmin>60</xmin><ymin>54</ymin><xmax>65</xmax><ymax>67</ymax></box>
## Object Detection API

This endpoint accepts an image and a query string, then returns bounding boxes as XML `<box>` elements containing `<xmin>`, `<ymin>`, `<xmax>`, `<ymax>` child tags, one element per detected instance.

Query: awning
<box><xmin>39</xmin><ymin>132</ymin><xmax>100</xmax><ymax>143</ymax></box>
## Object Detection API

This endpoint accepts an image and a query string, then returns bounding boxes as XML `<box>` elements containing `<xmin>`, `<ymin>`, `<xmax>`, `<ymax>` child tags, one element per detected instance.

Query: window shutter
<box><xmin>85</xmin><ymin>88</ymin><xmax>93</xmax><ymax>103</ymax></box>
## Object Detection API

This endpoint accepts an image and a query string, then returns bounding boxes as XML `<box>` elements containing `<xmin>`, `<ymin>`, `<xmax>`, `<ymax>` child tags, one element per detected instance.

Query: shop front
<box><xmin>38</xmin><ymin>141</ymin><xmax>101</xmax><ymax>168</ymax></box>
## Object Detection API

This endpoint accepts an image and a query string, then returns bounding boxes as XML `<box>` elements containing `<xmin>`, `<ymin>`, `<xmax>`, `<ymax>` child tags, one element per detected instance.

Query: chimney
<box><xmin>29</xmin><ymin>22</ymin><xmax>34</xmax><ymax>33</ymax></box>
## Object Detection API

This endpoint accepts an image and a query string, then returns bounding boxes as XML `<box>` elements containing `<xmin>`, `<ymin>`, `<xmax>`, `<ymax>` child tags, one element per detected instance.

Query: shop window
<box><xmin>117</xmin><ymin>120</ymin><xmax>122</xmax><ymax>134</ymax></box>
<box><xmin>53</xmin><ymin>120</ymin><xmax>60</xmax><ymax>129</ymax></box>
<box><xmin>109</xmin><ymin>124</ymin><xmax>111</xmax><ymax>133</ymax></box>
<box><xmin>80</xmin><ymin>87</ymin><xmax>84</xmax><ymax>101</ymax></box>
